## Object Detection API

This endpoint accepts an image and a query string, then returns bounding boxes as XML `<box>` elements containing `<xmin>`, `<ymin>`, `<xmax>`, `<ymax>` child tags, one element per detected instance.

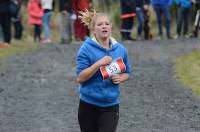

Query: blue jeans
<box><xmin>136</xmin><ymin>7</ymin><xmax>144</xmax><ymax>36</ymax></box>
<box><xmin>42</xmin><ymin>11</ymin><xmax>52</xmax><ymax>40</ymax></box>
<box><xmin>176</xmin><ymin>7</ymin><xmax>190</xmax><ymax>36</ymax></box>
<box><xmin>153</xmin><ymin>5</ymin><xmax>171</xmax><ymax>37</ymax></box>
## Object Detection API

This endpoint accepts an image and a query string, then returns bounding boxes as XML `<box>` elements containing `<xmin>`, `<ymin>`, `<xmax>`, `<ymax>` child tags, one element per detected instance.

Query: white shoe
<box><xmin>155</xmin><ymin>36</ymin><xmax>162</xmax><ymax>40</ymax></box>
<box><xmin>41</xmin><ymin>39</ymin><xmax>51</xmax><ymax>44</ymax></box>
<box><xmin>173</xmin><ymin>35</ymin><xmax>180</xmax><ymax>39</ymax></box>
<box><xmin>136</xmin><ymin>35</ymin><xmax>142</xmax><ymax>41</ymax></box>
<box><xmin>184</xmin><ymin>34</ymin><xmax>190</xmax><ymax>38</ymax></box>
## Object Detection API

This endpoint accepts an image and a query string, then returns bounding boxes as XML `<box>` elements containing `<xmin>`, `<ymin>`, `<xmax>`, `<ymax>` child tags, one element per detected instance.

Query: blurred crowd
<box><xmin>0</xmin><ymin>0</ymin><xmax>199</xmax><ymax>48</ymax></box>
<box><xmin>121</xmin><ymin>0</ymin><xmax>200</xmax><ymax>41</ymax></box>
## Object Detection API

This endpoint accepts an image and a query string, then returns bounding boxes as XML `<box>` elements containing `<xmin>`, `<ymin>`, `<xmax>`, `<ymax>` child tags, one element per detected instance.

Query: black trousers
<box><xmin>0</xmin><ymin>13</ymin><xmax>11</xmax><ymax>43</ymax></box>
<box><xmin>121</xmin><ymin>17</ymin><xmax>134</xmax><ymax>39</ymax></box>
<box><xmin>13</xmin><ymin>21</ymin><xmax>23</xmax><ymax>40</ymax></box>
<box><xmin>78</xmin><ymin>100</ymin><xmax>119</xmax><ymax>132</ymax></box>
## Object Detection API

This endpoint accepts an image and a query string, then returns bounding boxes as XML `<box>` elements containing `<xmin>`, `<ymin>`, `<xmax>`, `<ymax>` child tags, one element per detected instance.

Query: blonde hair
<box><xmin>79</xmin><ymin>9</ymin><xmax>110</xmax><ymax>30</ymax></box>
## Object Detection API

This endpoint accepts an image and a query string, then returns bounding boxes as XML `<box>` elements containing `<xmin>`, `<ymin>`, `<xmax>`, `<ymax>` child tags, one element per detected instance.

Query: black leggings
<box><xmin>78</xmin><ymin>100</ymin><xmax>119</xmax><ymax>132</ymax></box>
<box><xmin>34</xmin><ymin>24</ymin><xmax>41</xmax><ymax>42</ymax></box>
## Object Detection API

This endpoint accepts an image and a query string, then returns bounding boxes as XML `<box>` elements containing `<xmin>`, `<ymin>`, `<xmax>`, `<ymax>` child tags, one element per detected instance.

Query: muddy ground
<box><xmin>0</xmin><ymin>38</ymin><xmax>200</xmax><ymax>132</ymax></box>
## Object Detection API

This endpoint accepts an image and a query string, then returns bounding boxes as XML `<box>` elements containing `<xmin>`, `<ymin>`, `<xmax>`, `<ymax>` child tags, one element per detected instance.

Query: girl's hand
<box><xmin>110</xmin><ymin>74</ymin><xmax>121</xmax><ymax>84</ymax></box>
<box><xmin>98</xmin><ymin>56</ymin><xmax>112</xmax><ymax>66</ymax></box>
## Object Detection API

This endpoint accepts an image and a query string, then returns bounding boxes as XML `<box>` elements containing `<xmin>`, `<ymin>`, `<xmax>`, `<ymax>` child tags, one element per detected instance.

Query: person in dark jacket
<box><xmin>120</xmin><ymin>0</ymin><xmax>136</xmax><ymax>41</ymax></box>
<box><xmin>135</xmin><ymin>0</ymin><xmax>150</xmax><ymax>40</ymax></box>
<box><xmin>0</xmin><ymin>0</ymin><xmax>12</xmax><ymax>45</ymax></box>
<box><xmin>12</xmin><ymin>0</ymin><xmax>23</xmax><ymax>40</ymax></box>
<box><xmin>151</xmin><ymin>0</ymin><xmax>173</xmax><ymax>39</ymax></box>
<box><xmin>59</xmin><ymin>0</ymin><xmax>73</xmax><ymax>44</ymax></box>
<box><xmin>191</xmin><ymin>0</ymin><xmax>200</xmax><ymax>37</ymax></box>
<box><xmin>175</xmin><ymin>0</ymin><xmax>192</xmax><ymax>38</ymax></box>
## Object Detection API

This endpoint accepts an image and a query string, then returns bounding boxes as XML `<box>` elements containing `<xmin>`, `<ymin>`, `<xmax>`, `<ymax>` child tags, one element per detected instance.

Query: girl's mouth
<box><xmin>102</xmin><ymin>30</ymin><xmax>108</xmax><ymax>33</ymax></box>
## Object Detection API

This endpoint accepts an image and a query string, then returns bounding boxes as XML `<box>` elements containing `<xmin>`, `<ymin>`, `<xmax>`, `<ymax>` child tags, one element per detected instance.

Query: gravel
<box><xmin>0</xmin><ymin>38</ymin><xmax>200</xmax><ymax>132</ymax></box>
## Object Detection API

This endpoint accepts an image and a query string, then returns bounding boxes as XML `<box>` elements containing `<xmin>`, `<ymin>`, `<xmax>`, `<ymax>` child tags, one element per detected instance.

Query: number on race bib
<box><xmin>100</xmin><ymin>57</ymin><xmax>126</xmax><ymax>80</ymax></box>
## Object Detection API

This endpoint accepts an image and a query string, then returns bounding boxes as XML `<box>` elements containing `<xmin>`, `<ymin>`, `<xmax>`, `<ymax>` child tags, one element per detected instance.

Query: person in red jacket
<box><xmin>27</xmin><ymin>0</ymin><xmax>43</xmax><ymax>42</ymax></box>
<box><xmin>72</xmin><ymin>0</ymin><xmax>92</xmax><ymax>41</ymax></box>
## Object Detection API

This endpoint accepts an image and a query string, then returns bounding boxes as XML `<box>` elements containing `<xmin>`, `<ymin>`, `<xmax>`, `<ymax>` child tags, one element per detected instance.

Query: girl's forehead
<box><xmin>96</xmin><ymin>16</ymin><xmax>110</xmax><ymax>22</ymax></box>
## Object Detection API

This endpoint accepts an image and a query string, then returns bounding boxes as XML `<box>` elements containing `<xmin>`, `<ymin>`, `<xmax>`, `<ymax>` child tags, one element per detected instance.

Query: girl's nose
<box><xmin>102</xmin><ymin>23</ymin><xmax>107</xmax><ymax>28</ymax></box>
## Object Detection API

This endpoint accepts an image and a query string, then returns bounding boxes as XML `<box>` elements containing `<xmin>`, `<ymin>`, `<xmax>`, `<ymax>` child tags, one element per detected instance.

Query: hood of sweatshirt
<box><xmin>83</xmin><ymin>37</ymin><xmax>119</xmax><ymax>51</ymax></box>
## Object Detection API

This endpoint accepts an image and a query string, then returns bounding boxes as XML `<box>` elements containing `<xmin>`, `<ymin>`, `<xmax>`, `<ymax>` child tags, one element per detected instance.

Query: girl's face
<box><xmin>92</xmin><ymin>16</ymin><xmax>112</xmax><ymax>40</ymax></box>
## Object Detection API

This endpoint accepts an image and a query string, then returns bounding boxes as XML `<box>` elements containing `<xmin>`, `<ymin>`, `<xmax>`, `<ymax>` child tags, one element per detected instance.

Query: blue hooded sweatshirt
<box><xmin>175</xmin><ymin>0</ymin><xmax>192</xmax><ymax>8</ymax></box>
<box><xmin>151</xmin><ymin>0</ymin><xmax>173</xmax><ymax>6</ymax></box>
<box><xmin>76</xmin><ymin>37</ymin><xmax>131</xmax><ymax>107</ymax></box>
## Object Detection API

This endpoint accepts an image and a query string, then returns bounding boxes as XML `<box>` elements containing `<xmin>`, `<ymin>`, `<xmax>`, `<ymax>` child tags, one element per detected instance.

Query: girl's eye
<box><xmin>97</xmin><ymin>23</ymin><xmax>102</xmax><ymax>26</ymax></box>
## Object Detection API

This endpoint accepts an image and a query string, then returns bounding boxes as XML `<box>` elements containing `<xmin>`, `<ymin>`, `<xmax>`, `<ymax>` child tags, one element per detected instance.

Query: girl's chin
<box><xmin>100</xmin><ymin>36</ymin><xmax>110</xmax><ymax>39</ymax></box>
<box><xmin>101</xmin><ymin>34</ymin><xmax>110</xmax><ymax>38</ymax></box>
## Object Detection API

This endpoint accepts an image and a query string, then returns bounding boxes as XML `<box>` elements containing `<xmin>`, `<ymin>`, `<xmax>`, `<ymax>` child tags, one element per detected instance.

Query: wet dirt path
<box><xmin>0</xmin><ymin>38</ymin><xmax>200</xmax><ymax>132</ymax></box>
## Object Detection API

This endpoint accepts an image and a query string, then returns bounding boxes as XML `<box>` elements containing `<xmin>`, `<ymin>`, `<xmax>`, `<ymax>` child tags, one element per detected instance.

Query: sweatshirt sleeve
<box><xmin>76</xmin><ymin>45</ymin><xmax>91</xmax><ymax>76</ymax></box>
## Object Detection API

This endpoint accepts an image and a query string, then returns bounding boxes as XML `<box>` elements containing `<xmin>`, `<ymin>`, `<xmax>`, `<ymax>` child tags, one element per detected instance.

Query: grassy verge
<box><xmin>176</xmin><ymin>49</ymin><xmax>200</xmax><ymax>96</ymax></box>
<box><xmin>0</xmin><ymin>40</ymin><xmax>38</xmax><ymax>58</ymax></box>
<box><xmin>0</xmin><ymin>39</ymin><xmax>39</xmax><ymax>70</ymax></box>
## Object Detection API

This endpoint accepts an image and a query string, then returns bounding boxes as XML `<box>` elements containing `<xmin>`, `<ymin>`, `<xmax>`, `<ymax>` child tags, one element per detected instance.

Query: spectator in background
<box><xmin>59</xmin><ymin>0</ymin><xmax>73</xmax><ymax>44</ymax></box>
<box><xmin>27</xmin><ymin>0</ymin><xmax>43</xmax><ymax>42</ymax></box>
<box><xmin>143</xmin><ymin>4</ymin><xmax>152</xmax><ymax>40</ymax></box>
<box><xmin>0</xmin><ymin>0</ymin><xmax>12</xmax><ymax>47</ymax></box>
<box><xmin>190</xmin><ymin>0</ymin><xmax>200</xmax><ymax>37</ymax></box>
<box><xmin>135</xmin><ymin>0</ymin><xmax>150</xmax><ymax>40</ymax></box>
<box><xmin>12</xmin><ymin>0</ymin><xmax>23</xmax><ymax>40</ymax></box>
<box><xmin>151</xmin><ymin>0</ymin><xmax>173</xmax><ymax>39</ymax></box>
<box><xmin>174</xmin><ymin>0</ymin><xmax>192</xmax><ymax>38</ymax></box>
<box><xmin>41</xmin><ymin>0</ymin><xmax>54</xmax><ymax>44</ymax></box>
<box><xmin>120</xmin><ymin>0</ymin><xmax>136</xmax><ymax>41</ymax></box>
<box><xmin>72</xmin><ymin>0</ymin><xmax>92</xmax><ymax>41</ymax></box>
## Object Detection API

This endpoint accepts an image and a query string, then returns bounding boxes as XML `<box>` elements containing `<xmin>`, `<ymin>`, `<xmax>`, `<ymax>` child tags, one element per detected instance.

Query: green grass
<box><xmin>176</xmin><ymin>49</ymin><xmax>200</xmax><ymax>96</ymax></box>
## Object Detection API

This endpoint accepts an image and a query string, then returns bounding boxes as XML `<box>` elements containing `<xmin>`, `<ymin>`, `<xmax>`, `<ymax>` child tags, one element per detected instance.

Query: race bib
<box><xmin>100</xmin><ymin>58</ymin><xmax>126</xmax><ymax>80</ymax></box>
